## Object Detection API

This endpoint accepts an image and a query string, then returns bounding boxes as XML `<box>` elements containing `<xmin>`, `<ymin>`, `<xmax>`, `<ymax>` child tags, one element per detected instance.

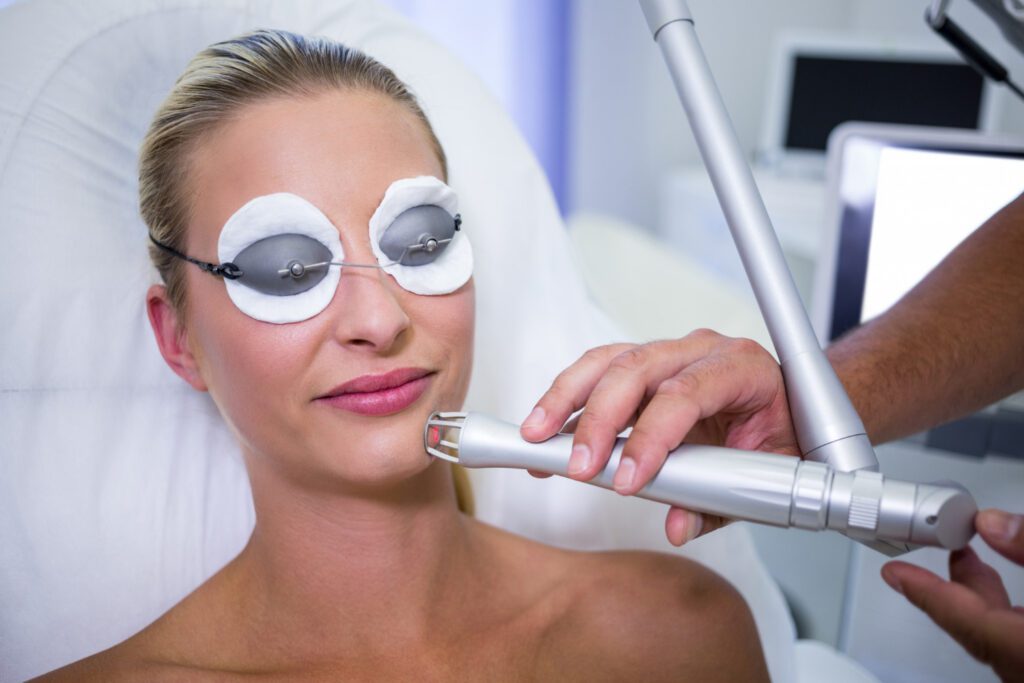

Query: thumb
<box><xmin>975</xmin><ymin>509</ymin><xmax>1024</xmax><ymax>566</ymax></box>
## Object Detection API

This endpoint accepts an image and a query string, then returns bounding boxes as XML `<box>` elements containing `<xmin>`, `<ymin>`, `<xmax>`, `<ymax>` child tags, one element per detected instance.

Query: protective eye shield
<box><xmin>216</xmin><ymin>204</ymin><xmax>460</xmax><ymax>296</ymax></box>
<box><xmin>149</xmin><ymin>176</ymin><xmax>473</xmax><ymax>323</ymax></box>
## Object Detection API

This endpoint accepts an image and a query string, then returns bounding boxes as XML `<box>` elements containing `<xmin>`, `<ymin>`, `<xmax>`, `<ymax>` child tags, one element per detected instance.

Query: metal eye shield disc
<box><xmin>232</xmin><ymin>233</ymin><xmax>333</xmax><ymax>295</ymax></box>
<box><xmin>379</xmin><ymin>205</ymin><xmax>456</xmax><ymax>266</ymax></box>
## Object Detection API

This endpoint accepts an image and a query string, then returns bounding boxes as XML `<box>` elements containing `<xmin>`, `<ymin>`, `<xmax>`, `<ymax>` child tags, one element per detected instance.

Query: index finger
<box><xmin>882</xmin><ymin>561</ymin><xmax>992</xmax><ymax>661</ymax></box>
<box><xmin>616</xmin><ymin>346</ymin><xmax>791</xmax><ymax>495</ymax></box>
<box><xmin>519</xmin><ymin>343</ymin><xmax>635</xmax><ymax>442</ymax></box>
<box><xmin>550</xmin><ymin>332</ymin><xmax>728</xmax><ymax>480</ymax></box>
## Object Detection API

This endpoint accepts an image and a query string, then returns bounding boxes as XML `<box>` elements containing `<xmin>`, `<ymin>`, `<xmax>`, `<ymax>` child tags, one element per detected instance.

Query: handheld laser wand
<box><xmin>425</xmin><ymin>412</ymin><xmax>976</xmax><ymax>554</ymax></box>
<box><xmin>423</xmin><ymin>0</ymin><xmax>979</xmax><ymax>556</ymax></box>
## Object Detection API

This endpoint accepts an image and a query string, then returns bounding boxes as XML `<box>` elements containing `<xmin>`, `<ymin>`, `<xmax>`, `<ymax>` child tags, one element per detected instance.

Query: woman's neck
<box><xmin>228</xmin><ymin>456</ymin><xmax>480</xmax><ymax>655</ymax></box>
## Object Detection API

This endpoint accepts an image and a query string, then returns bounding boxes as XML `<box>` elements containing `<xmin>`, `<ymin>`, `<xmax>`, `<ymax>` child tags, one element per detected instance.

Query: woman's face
<box><xmin>171</xmin><ymin>89</ymin><xmax>474</xmax><ymax>489</ymax></box>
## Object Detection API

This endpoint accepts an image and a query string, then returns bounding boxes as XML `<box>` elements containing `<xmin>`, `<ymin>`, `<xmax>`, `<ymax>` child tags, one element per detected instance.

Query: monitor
<box><xmin>759</xmin><ymin>34</ymin><xmax>996</xmax><ymax>172</ymax></box>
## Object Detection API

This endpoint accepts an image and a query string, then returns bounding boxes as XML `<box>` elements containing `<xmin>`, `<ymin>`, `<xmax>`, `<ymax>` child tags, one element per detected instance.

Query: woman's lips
<box><xmin>316</xmin><ymin>373</ymin><xmax>434</xmax><ymax>416</ymax></box>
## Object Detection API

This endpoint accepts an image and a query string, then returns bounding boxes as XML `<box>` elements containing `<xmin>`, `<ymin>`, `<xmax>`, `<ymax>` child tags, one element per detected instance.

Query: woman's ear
<box><xmin>146</xmin><ymin>284</ymin><xmax>208</xmax><ymax>392</ymax></box>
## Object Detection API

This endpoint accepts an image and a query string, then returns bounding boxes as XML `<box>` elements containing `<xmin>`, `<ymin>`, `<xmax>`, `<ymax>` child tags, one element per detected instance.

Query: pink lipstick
<box><xmin>316</xmin><ymin>367</ymin><xmax>434</xmax><ymax>416</ymax></box>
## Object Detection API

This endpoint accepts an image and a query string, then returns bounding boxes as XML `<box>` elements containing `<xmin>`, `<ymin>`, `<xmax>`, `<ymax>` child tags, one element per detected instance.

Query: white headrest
<box><xmin>0</xmin><ymin>1</ymin><xmax>795</xmax><ymax>680</ymax></box>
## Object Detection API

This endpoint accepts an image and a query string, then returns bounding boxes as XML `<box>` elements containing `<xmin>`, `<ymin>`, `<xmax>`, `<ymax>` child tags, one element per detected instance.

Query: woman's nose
<box><xmin>325</xmin><ymin>265</ymin><xmax>411</xmax><ymax>352</ymax></box>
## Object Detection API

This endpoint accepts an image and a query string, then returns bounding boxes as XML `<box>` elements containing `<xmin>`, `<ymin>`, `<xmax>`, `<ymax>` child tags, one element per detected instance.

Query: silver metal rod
<box><xmin>639</xmin><ymin>0</ymin><xmax>877</xmax><ymax>472</ymax></box>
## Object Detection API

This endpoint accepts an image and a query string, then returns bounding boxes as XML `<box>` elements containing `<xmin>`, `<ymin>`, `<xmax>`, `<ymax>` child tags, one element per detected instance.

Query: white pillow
<box><xmin>567</xmin><ymin>211</ymin><xmax>773</xmax><ymax>350</ymax></box>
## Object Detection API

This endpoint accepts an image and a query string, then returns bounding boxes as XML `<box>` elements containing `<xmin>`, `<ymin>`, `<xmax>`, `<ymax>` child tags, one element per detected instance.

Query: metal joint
<box><xmin>215</xmin><ymin>262</ymin><xmax>243</xmax><ymax>280</ymax></box>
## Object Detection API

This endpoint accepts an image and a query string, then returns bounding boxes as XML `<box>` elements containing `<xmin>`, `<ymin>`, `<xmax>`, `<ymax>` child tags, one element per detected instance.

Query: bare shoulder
<box><xmin>28</xmin><ymin>646</ymin><xmax>132</xmax><ymax>683</ymax></box>
<box><xmin>538</xmin><ymin>549</ymin><xmax>770</xmax><ymax>682</ymax></box>
<box><xmin>27</xmin><ymin>642</ymin><xmax>211</xmax><ymax>683</ymax></box>
<box><xmin>29</xmin><ymin>573</ymin><xmax>240</xmax><ymax>682</ymax></box>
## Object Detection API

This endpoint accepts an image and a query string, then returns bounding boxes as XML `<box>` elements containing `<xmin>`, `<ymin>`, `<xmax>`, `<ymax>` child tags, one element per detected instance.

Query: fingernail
<box><xmin>568</xmin><ymin>444</ymin><xmax>592</xmax><ymax>476</ymax></box>
<box><xmin>881</xmin><ymin>565</ymin><xmax>903</xmax><ymax>595</ymax></box>
<box><xmin>685</xmin><ymin>512</ymin><xmax>704</xmax><ymax>543</ymax></box>
<box><xmin>978</xmin><ymin>509</ymin><xmax>1021</xmax><ymax>542</ymax></box>
<box><xmin>613</xmin><ymin>456</ymin><xmax>636</xmax><ymax>492</ymax></box>
<box><xmin>522</xmin><ymin>406</ymin><xmax>545</xmax><ymax>429</ymax></box>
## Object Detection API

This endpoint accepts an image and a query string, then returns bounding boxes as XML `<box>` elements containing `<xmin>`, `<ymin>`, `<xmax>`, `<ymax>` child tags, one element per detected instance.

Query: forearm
<box><xmin>826</xmin><ymin>192</ymin><xmax>1024</xmax><ymax>445</ymax></box>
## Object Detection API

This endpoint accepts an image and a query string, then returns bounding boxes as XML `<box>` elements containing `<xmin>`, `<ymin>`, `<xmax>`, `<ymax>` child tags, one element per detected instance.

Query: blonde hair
<box><xmin>139</xmin><ymin>28</ymin><xmax>472</xmax><ymax>515</ymax></box>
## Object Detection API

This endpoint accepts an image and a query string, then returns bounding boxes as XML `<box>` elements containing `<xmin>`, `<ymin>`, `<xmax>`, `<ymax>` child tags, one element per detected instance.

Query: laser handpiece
<box><xmin>426</xmin><ymin>412</ymin><xmax>977</xmax><ymax>555</ymax></box>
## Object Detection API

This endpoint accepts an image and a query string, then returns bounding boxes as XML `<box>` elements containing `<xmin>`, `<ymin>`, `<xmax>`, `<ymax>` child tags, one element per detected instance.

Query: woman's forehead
<box><xmin>186</xmin><ymin>90</ymin><xmax>443</xmax><ymax>249</ymax></box>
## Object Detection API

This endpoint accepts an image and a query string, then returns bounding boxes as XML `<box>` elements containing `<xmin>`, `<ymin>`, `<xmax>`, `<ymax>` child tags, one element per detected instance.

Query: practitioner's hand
<box><xmin>881</xmin><ymin>509</ymin><xmax>1024</xmax><ymax>683</ymax></box>
<box><xmin>520</xmin><ymin>330</ymin><xmax>799</xmax><ymax>546</ymax></box>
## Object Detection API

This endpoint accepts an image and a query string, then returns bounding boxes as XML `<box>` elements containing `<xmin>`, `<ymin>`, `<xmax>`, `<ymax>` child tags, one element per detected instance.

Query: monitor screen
<box><xmin>785</xmin><ymin>56</ymin><xmax>984</xmax><ymax>152</ymax></box>
<box><xmin>829</xmin><ymin>139</ymin><xmax>1024</xmax><ymax>342</ymax></box>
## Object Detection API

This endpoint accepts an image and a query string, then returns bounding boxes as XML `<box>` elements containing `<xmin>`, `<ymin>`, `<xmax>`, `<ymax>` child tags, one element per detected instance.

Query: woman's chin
<box><xmin>314</xmin><ymin>419</ymin><xmax>438</xmax><ymax>482</ymax></box>
<box><xmin>253</xmin><ymin>391</ymin><xmax>465</xmax><ymax>490</ymax></box>
<box><xmin>314</xmin><ymin>451</ymin><xmax>444</xmax><ymax>499</ymax></box>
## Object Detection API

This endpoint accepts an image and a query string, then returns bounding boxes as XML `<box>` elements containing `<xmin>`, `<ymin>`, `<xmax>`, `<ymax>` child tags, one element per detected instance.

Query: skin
<box><xmin>34</xmin><ymin>89</ymin><xmax>768</xmax><ymax>681</ymax></box>
<box><xmin>521</xmin><ymin>330</ymin><xmax>797</xmax><ymax>543</ymax></box>
<box><xmin>882</xmin><ymin>509</ymin><xmax>1024</xmax><ymax>683</ymax></box>
<box><xmin>520</xmin><ymin>193</ymin><xmax>1024</xmax><ymax>679</ymax></box>
<box><xmin>826</xmin><ymin>192</ymin><xmax>1024</xmax><ymax>446</ymax></box>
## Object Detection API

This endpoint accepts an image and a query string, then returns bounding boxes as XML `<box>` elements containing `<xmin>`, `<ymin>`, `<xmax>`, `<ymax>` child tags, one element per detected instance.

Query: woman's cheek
<box><xmin>193</xmin><ymin>313</ymin><xmax>308</xmax><ymax>450</ymax></box>
<box><xmin>443</xmin><ymin>281</ymin><xmax>475</xmax><ymax>404</ymax></box>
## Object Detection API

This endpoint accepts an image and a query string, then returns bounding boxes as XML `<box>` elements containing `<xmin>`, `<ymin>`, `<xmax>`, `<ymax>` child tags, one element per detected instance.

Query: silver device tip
<box><xmin>424</xmin><ymin>411</ymin><xmax>467</xmax><ymax>463</ymax></box>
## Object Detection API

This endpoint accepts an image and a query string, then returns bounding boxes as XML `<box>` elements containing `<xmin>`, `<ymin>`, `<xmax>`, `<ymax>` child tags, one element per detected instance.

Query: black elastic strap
<box><xmin>149</xmin><ymin>233</ymin><xmax>243</xmax><ymax>280</ymax></box>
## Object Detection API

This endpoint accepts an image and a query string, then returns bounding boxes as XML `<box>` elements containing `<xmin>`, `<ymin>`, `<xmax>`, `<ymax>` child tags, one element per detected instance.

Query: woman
<box><xmin>37</xmin><ymin>30</ymin><xmax>769</xmax><ymax>680</ymax></box>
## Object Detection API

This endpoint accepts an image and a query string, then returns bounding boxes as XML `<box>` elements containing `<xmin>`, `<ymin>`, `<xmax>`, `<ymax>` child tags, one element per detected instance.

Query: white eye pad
<box><xmin>369</xmin><ymin>176</ymin><xmax>473</xmax><ymax>295</ymax></box>
<box><xmin>148</xmin><ymin>179</ymin><xmax>472</xmax><ymax>325</ymax></box>
<box><xmin>217</xmin><ymin>192</ymin><xmax>343</xmax><ymax>324</ymax></box>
